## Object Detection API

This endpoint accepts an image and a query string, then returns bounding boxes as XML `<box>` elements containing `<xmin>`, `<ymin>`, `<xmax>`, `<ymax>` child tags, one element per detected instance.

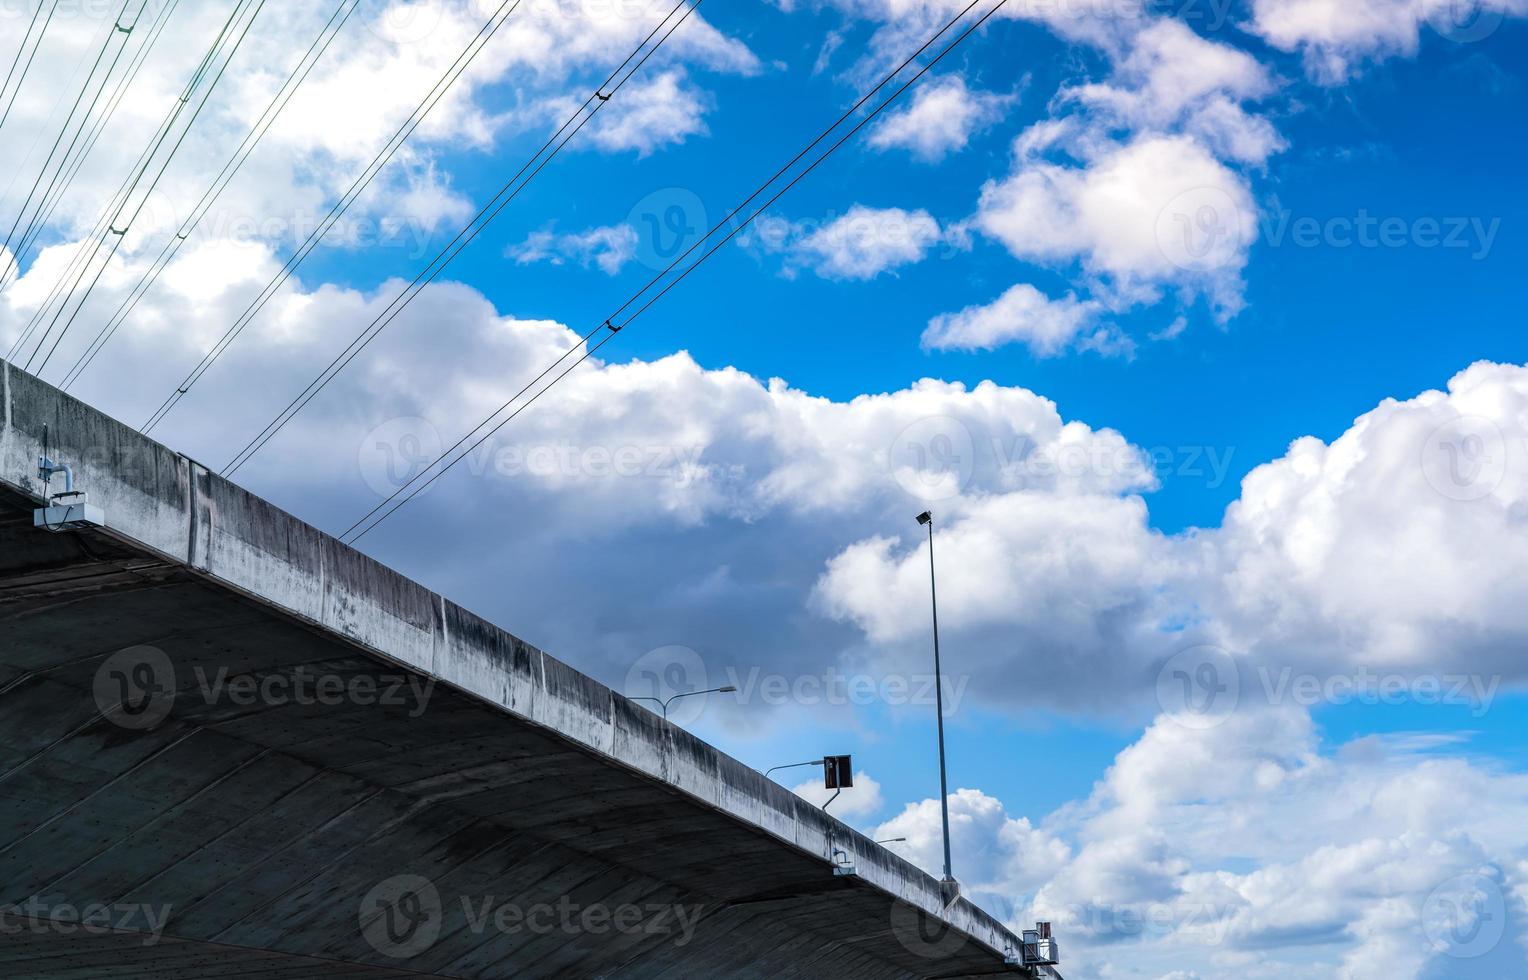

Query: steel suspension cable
<box><xmin>0</xmin><ymin>0</ymin><xmax>145</xmax><ymax>290</ymax></box>
<box><xmin>221</xmin><ymin>0</ymin><xmax>703</xmax><ymax>476</ymax></box>
<box><xmin>141</xmin><ymin>0</ymin><xmax>527</xmax><ymax>434</ymax></box>
<box><xmin>342</xmin><ymin>0</ymin><xmax>1011</xmax><ymax>543</ymax></box>
<box><xmin>4</xmin><ymin>0</ymin><xmax>184</xmax><ymax>361</ymax></box>
<box><xmin>334</xmin><ymin>0</ymin><xmax>987</xmax><ymax>532</ymax></box>
<box><xmin>23</xmin><ymin>0</ymin><xmax>263</xmax><ymax>375</ymax></box>
<box><xmin>61</xmin><ymin>0</ymin><xmax>364</xmax><ymax>390</ymax></box>
<box><xmin>0</xmin><ymin>0</ymin><xmax>62</xmax><ymax>137</ymax></box>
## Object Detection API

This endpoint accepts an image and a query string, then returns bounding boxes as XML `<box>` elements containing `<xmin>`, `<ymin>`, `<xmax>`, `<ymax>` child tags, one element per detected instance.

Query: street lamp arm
<box><xmin>764</xmin><ymin>760</ymin><xmax>825</xmax><ymax>780</ymax></box>
<box><xmin>627</xmin><ymin>686</ymin><xmax>738</xmax><ymax>721</ymax></box>
<box><xmin>664</xmin><ymin>685</ymin><xmax>738</xmax><ymax>713</ymax></box>
<box><xmin>628</xmin><ymin>695</ymin><xmax>673</xmax><ymax>721</ymax></box>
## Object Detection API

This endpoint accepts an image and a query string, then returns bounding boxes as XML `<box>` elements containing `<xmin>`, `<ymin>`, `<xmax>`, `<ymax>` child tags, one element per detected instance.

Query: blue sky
<box><xmin>308</xmin><ymin>3</ymin><xmax>1528</xmax><ymax>539</ymax></box>
<box><xmin>4</xmin><ymin>0</ymin><xmax>1528</xmax><ymax>976</ymax></box>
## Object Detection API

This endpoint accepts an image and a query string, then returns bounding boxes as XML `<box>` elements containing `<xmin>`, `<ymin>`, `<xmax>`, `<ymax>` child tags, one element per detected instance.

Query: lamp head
<box><xmin>718</xmin><ymin>685</ymin><xmax>738</xmax><ymax>693</ymax></box>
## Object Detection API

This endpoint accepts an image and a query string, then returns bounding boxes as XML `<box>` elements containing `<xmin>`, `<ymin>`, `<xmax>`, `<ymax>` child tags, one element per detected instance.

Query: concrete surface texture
<box><xmin>0</xmin><ymin>363</ymin><xmax>1045</xmax><ymax>979</ymax></box>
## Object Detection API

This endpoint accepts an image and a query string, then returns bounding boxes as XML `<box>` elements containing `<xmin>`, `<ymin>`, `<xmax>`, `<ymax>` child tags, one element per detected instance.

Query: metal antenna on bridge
<box><xmin>34</xmin><ymin>422</ymin><xmax>103</xmax><ymax>532</ymax></box>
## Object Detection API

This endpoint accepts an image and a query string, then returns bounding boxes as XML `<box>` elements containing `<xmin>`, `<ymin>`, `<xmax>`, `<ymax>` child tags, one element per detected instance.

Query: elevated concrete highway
<box><xmin>0</xmin><ymin>363</ymin><xmax>1052</xmax><ymax>979</ymax></box>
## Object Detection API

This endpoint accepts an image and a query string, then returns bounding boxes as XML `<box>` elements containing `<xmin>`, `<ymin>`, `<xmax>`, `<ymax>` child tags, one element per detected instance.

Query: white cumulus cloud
<box><xmin>750</xmin><ymin>204</ymin><xmax>951</xmax><ymax>280</ymax></box>
<box><xmin>922</xmin><ymin>283</ymin><xmax>1115</xmax><ymax>356</ymax></box>
<box><xmin>1249</xmin><ymin>0</ymin><xmax>1528</xmax><ymax>83</ymax></box>
<box><xmin>508</xmin><ymin>223</ymin><xmax>639</xmax><ymax>275</ymax></box>
<box><xmin>791</xmin><ymin>770</ymin><xmax>885</xmax><ymax>822</ymax></box>
<box><xmin>867</xmin><ymin>74</ymin><xmax>1012</xmax><ymax>161</ymax></box>
<box><xmin>882</xmin><ymin>707</ymin><xmax>1528</xmax><ymax>977</ymax></box>
<box><xmin>976</xmin><ymin>132</ymin><xmax>1260</xmax><ymax>320</ymax></box>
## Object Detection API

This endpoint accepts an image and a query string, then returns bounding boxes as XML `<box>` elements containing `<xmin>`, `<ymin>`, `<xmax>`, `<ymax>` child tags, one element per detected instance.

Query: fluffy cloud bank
<box><xmin>817</xmin><ymin>359</ymin><xmax>1528</xmax><ymax>713</ymax></box>
<box><xmin>966</xmin><ymin>17</ymin><xmax>1278</xmax><ymax>335</ymax></box>
<box><xmin>0</xmin><ymin>0</ymin><xmax>756</xmax><ymax>282</ymax></box>
<box><xmin>976</xmin><ymin>131</ymin><xmax>1259</xmax><ymax>320</ymax></box>
<box><xmin>10</xmin><ymin>241</ymin><xmax>1528</xmax><ymax>718</ymax></box>
<box><xmin>1248</xmin><ymin>0</ymin><xmax>1528</xmax><ymax>82</ymax></box>
<box><xmin>876</xmin><ymin>706</ymin><xmax>1528</xmax><ymax>978</ymax></box>
<box><xmin>1</xmin><ymin>244</ymin><xmax>1158</xmax><ymax>699</ymax></box>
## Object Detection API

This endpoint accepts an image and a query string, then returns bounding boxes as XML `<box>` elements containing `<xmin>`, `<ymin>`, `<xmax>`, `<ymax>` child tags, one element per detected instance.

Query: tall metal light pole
<box><xmin>917</xmin><ymin>510</ymin><xmax>957</xmax><ymax>901</ymax></box>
